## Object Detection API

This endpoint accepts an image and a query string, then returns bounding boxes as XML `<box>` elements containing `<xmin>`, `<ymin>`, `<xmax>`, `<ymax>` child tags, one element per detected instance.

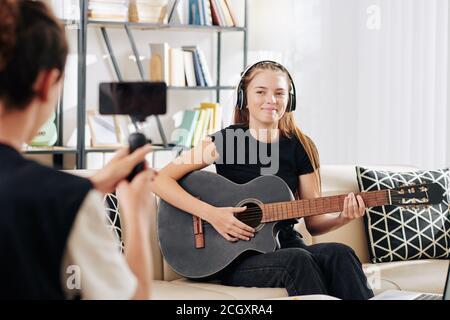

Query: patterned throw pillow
<box><xmin>103</xmin><ymin>193</ymin><xmax>124</xmax><ymax>253</ymax></box>
<box><xmin>356</xmin><ymin>167</ymin><xmax>450</xmax><ymax>263</ymax></box>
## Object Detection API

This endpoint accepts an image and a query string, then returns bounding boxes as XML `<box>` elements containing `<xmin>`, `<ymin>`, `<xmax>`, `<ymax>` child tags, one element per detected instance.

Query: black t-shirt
<box><xmin>210</xmin><ymin>125</ymin><xmax>315</xmax><ymax>243</ymax></box>
<box><xmin>211</xmin><ymin>124</ymin><xmax>314</xmax><ymax>195</ymax></box>
<box><xmin>0</xmin><ymin>143</ymin><xmax>92</xmax><ymax>299</ymax></box>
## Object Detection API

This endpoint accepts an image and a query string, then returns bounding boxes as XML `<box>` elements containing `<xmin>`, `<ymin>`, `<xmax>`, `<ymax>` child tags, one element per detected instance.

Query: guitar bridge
<box><xmin>193</xmin><ymin>215</ymin><xmax>205</xmax><ymax>249</ymax></box>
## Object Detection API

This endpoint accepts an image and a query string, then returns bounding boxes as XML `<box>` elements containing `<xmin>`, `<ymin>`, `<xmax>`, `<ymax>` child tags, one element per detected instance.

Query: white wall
<box><xmin>247</xmin><ymin>0</ymin><xmax>449</xmax><ymax>170</ymax></box>
<box><xmin>448</xmin><ymin>0</ymin><xmax>450</xmax><ymax>167</ymax></box>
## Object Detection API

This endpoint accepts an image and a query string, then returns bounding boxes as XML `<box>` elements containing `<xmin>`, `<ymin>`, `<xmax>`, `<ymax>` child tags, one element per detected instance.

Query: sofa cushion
<box><xmin>103</xmin><ymin>193</ymin><xmax>124</xmax><ymax>253</ymax></box>
<box><xmin>356</xmin><ymin>167</ymin><xmax>450</xmax><ymax>263</ymax></box>
<box><xmin>152</xmin><ymin>280</ymin><xmax>236</xmax><ymax>299</ymax></box>
<box><xmin>171</xmin><ymin>278</ymin><xmax>288</xmax><ymax>300</ymax></box>
<box><xmin>311</xmin><ymin>165</ymin><xmax>417</xmax><ymax>263</ymax></box>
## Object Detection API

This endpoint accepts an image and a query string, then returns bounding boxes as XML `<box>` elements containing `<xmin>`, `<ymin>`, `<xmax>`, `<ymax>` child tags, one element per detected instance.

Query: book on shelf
<box><xmin>169</xmin><ymin>47</ymin><xmax>186</xmax><ymax>87</ymax></box>
<box><xmin>88</xmin><ymin>0</ymin><xmax>129</xmax><ymax>22</ymax></box>
<box><xmin>203</xmin><ymin>0</ymin><xmax>213</xmax><ymax>26</ymax></box>
<box><xmin>181</xmin><ymin>46</ymin><xmax>204</xmax><ymax>86</ymax></box>
<box><xmin>149</xmin><ymin>43</ymin><xmax>212</xmax><ymax>87</ymax></box>
<box><xmin>174</xmin><ymin>109</ymin><xmax>200</xmax><ymax>147</ymax></box>
<box><xmin>170</xmin><ymin>0</ymin><xmax>237</xmax><ymax>27</ymax></box>
<box><xmin>218</xmin><ymin>0</ymin><xmax>234</xmax><ymax>26</ymax></box>
<box><xmin>208</xmin><ymin>0</ymin><xmax>222</xmax><ymax>26</ymax></box>
<box><xmin>200</xmin><ymin>102</ymin><xmax>221</xmax><ymax>134</ymax></box>
<box><xmin>191</xmin><ymin>107</ymin><xmax>211</xmax><ymax>146</ymax></box>
<box><xmin>196</xmin><ymin>48</ymin><xmax>213</xmax><ymax>86</ymax></box>
<box><xmin>129</xmin><ymin>0</ymin><xmax>169</xmax><ymax>23</ymax></box>
<box><xmin>181</xmin><ymin>46</ymin><xmax>212</xmax><ymax>86</ymax></box>
<box><xmin>188</xmin><ymin>0</ymin><xmax>198</xmax><ymax>25</ymax></box>
<box><xmin>197</xmin><ymin>0</ymin><xmax>206</xmax><ymax>25</ymax></box>
<box><xmin>212</xmin><ymin>0</ymin><xmax>233</xmax><ymax>27</ymax></box>
<box><xmin>212</xmin><ymin>0</ymin><xmax>225</xmax><ymax>26</ymax></box>
<box><xmin>183</xmin><ymin>51</ymin><xmax>197</xmax><ymax>87</ymax></box>
<box><xmin>174</xmin><ymin>102</ymin><xmax>221</xmax><ymax>148</ymax></box>
<box><xmin>149</xmin><ymin>42</ymin><xmax>170</xmax><ymax>83</ymax></box>
<box><xmin>224</xmin><ymin>0</ymin><xmax>238</xmax><ymax>26</ymax></box>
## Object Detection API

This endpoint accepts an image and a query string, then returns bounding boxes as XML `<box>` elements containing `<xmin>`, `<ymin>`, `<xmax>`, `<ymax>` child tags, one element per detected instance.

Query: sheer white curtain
<box><xmin>248</xmin><ymin>0</ymin><xmax>449</xmax><ymax>169</ymax></box>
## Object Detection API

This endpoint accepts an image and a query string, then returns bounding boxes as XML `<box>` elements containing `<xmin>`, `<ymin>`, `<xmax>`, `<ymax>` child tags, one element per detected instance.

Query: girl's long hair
<box><xmin>233</xmin><ymin>61</ymin><xmax>322</xmax><ymax>194</ymax></box>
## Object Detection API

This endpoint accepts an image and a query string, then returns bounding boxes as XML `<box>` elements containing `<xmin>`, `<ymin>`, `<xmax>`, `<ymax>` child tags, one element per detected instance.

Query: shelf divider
<box><xmin>101</xmin><ymin>27</ymin><xmax>124</xmax><ymax>81</ymax></box>
<box><xmin>88</xmin><ymin>20</ymin><xmax>247</xmax><ymax>32</ymax></box>
<box><xmin>76</xmin><ymin>0</ymin><xmax>88</xmax><ymax>169</ymax></box>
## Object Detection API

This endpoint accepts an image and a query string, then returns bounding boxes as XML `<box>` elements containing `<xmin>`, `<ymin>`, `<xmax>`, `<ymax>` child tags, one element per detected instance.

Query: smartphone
<box><xmin>99</xmin><ymin>81</ymin><xmax>167</xmax><ymax>120</ymax></box>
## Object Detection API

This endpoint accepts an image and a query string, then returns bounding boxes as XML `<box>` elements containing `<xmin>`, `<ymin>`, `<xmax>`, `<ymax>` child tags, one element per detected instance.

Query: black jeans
<box><xmin>216</xmin><ymin>230</ymin><xmax>374</xmax><ymax>300</ymax></box>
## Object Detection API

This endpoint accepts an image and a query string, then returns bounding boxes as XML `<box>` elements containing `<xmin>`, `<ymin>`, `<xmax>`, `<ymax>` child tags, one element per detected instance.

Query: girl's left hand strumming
<box><xmin>339</xmin><ymin>193</ymin><xmax>366</xmax><ymax>222</ymax></box>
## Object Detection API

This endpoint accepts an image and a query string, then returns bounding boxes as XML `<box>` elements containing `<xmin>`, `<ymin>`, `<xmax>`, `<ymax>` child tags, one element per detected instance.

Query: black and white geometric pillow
<box><xmin>103</xmin><ymin>193</ymin><xmax>124</xmax><ymax>253</ymax></box>
<box><xmin>356</xmin><ymin>167</ymin><xmax>450</xmax><ymax>263</ymax></box>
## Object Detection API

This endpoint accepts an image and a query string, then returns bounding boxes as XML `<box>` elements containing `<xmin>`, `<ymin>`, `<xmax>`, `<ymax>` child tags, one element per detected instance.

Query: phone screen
<box><xmin>99</xmin><ymin>82</ymin><xmax>167</xmax><ymax>117</ymax></box>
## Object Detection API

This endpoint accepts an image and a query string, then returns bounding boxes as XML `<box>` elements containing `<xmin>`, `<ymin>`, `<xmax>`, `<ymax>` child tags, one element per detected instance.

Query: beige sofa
<box><xmin>71</xmin><ymin>165</ymin><xmax>450</xmax><ymax>299</ymax></box>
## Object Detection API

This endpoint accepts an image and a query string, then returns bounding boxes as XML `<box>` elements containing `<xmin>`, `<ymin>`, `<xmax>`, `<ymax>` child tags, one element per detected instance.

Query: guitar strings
<box><xmin>202</xmin><ymin>190</ymin><xmax>417</xmax><ymax>223</ymax></box>
<box><xmin>228</xmin><ymin>193</ymin><xmax>389</xmax><ymax>220</ymax></box>
<box><xmin>199</xmin><ymin>190</ymin><xmax>423</xmax><ymax>227</ymax></box>
<box><xmin>199</xmin><ymin>193</ymin><xmax>390</xmax><ymax>224</ymax></box>
<box><xmin>231</xmin><ymin>194</ymin><xmax>386</xmax><ymax>215</ymax></box>
<box><xmin>239</xmin><ymin>196</ymin><xmax>386</xmax><ymax>212</ymax></box>
<box><xmin>234</xmin><ymin>197</ymin><xmax>426</xmax><ymax>221</ymax></box>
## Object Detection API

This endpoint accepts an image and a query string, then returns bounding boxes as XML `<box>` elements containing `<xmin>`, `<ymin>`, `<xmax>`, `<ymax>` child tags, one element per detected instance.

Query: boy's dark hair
<box><xmin>0</xmin><ymin>0</ymin><xmax>68</xmax><ymax>110</ymax></box>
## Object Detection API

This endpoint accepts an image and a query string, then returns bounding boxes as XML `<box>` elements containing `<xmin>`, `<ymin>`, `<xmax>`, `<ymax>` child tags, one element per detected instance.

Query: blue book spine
<box><xmin>192</xmin><ymin>50</ymin><xmax>206</xmax><ymax>86</ymax></box>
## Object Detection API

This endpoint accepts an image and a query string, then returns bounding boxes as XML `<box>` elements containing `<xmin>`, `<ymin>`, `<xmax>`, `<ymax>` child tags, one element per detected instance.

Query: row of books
<box><xmin>174</xmin><ymin>103</ymin><xmax>222</xmax><ymax>147</ymax></box>
<box><xmin>186</xmin><ymin>0</ymin><xmax>237</xmax><ymax>27</ymax></box>
<box><xmin>129</xmin><ymin>0</ymin><xmax>170</xmax><ymax>23</ymax></box>
<box><xmin>88</xmin><ymin>0</ymin><xmax>130</xmax><ymax>22</ymax></box>
<box><xmin>149</xmin><ymin>43</ymin><xmax>213</xmax><ymax>87</ymax></box>
<box><xmin>87</xmin><ymin>0</ymin><xmax>239</xmax><ymax>26</ymax></box>
<box><xmin>88</xmin><ymin>0</ymin><xmax>171</xmax><ymax>22</ymax></box>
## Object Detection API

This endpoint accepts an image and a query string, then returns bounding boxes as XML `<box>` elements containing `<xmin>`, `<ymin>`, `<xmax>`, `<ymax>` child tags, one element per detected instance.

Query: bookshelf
<box><xmin>31</xmin><ymin>0</ymin><xmax>248</xmax><ymax>169</ymax></box>
<box><xmin>88</xmin><ymin>20</ymin><xmax>246</xmax><ymax>32</ymax></box>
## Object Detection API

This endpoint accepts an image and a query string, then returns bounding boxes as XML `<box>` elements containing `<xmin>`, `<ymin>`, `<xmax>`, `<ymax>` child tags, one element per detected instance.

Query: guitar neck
<box><xmin>260</xmin><ymin>189</ymin><xmax>390</xmax><ymax>223</ymax></box>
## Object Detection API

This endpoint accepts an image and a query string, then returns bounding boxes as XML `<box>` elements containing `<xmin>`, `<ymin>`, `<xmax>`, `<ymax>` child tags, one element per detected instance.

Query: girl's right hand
<box><xmin>207</xmin><ymin>206</ymin><xmax>255</xmax><ymax>242</ymax></box>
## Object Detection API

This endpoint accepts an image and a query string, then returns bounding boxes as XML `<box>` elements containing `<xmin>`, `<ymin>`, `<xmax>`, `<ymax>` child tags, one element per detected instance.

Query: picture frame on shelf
<box><xmin>87</xmin><ymin>111</ymin><xmax>123</xmax><ymax>148</ymax></box>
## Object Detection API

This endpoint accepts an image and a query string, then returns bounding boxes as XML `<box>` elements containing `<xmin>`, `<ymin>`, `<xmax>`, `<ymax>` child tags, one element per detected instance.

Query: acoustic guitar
<box><xmin>157</xmin><ymin>171</ymin><xmax>444</xmax><ymax>279</ymax></box>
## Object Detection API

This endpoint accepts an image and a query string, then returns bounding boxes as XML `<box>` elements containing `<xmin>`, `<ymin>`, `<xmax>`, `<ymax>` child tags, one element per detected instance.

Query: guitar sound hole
<box><xmin>235</xmin><ymin>202</ymin><xmax>262</xmax><ymax>229</ymax></box>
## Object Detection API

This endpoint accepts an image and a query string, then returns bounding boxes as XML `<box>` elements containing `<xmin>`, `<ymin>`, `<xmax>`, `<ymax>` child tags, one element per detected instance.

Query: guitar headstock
<box><xmin>390</xmin><ymin>183</ymin><xmax>445</xmax><ymax>209</ymax></box>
